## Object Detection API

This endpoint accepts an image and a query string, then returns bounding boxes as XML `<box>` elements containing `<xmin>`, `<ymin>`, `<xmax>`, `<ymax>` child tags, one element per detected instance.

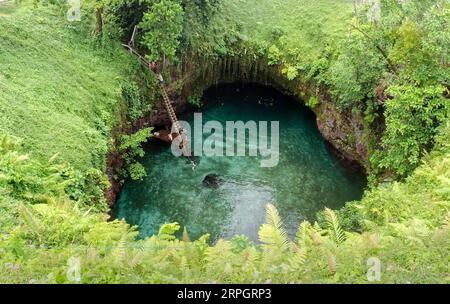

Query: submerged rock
<box><xmin>202</xmin><ymin>174</ymin><xmax>223</xmax><ymax>189</ymax></box>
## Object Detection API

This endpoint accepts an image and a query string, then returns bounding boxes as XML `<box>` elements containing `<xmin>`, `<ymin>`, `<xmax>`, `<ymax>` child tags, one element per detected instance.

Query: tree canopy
<box><xmin>139</xmin><ymin>0</ymin><xmax>184</xmax><ymax>63</ymax></box>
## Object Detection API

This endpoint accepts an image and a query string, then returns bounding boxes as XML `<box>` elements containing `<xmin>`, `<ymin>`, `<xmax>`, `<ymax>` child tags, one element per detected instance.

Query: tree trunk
<box><xmin>95</xmin><ymin>7</ymin><xmax>103</xmax><ymax>36</ymax></box>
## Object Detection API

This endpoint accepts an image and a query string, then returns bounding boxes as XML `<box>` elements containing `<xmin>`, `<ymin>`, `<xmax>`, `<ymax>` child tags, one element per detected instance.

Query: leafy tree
<box><xmin>106</xmin><ymin>0</ymin><xmax>152</xmax><ymax>39</ymax></box>
<box><xmin>372</xmin><ymin>85</ymin><xmax>448</xmax><ymax>178</ymax></box>
<box><xmin>333</xmin><ymin>0</ymin><xmax>450</xmax><ymax>178</ymax></box>
<box><xmin>328</xmin><ymin>33</ymin><xmax>386</xmax><ymax>111</ymax></box>
<box><xmin>139</xmin><ymin>0</ymin><xmax>184</xmax><ymax>64</ymax></box>
<box><xmin>94</xmin><ymin>0</ymin><xmax>105</xmax><ymax>35</ymax></box>
<box><xmin>352</xmin><ymin>0</ymin><xmax>449</xmax><ymax>85</ymax></box>
<box><xmin>181</xmin><ymin>0</ymin><xmax>221</xmax><ymax>25</ymax></box>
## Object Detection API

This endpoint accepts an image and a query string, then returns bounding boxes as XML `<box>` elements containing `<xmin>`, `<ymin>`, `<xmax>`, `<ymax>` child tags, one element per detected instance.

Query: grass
<box><xmin>0</xmin><ymin>0</ymin><xmax>354</xmax><ymax>172</ymax></box>
<box><xmin>218</xmin><ymin>0</ymin><xmax>353</xmax><ymax>58</ymax></box>
<box><xmin>0</xmin><ymin>2</ymin><xmax>134</xmax><ymax>170</ymax></box>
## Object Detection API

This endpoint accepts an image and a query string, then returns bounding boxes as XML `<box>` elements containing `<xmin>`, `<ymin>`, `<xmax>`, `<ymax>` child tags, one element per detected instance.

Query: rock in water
<box><xmin>202</xmin><ymin>174</ymin><xmax>222</xmax><ymax>189</ymax></box>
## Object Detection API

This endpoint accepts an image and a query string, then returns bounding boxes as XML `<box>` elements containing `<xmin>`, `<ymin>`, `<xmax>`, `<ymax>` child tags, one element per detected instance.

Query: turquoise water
<box><xmin>116</xmin><ymin>84</ymin><xmax>366</xmax><ymax>242</ymax></box>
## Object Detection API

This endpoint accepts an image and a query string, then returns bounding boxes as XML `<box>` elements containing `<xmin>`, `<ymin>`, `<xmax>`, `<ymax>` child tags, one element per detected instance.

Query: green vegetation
<box><xmin>121</xmin><ymin>80</ymin><xmax>143</xmax><ymax>123</ymax></box>
<box><xmin>139</xmin><ymin>0</ymin><xmax>184</xmax><ymax>63</ymax></box>
<box><xmin>165</xmin><ymin>0</ymin><xmax>450</xmax><ymax>180</ymax></box>
<box><xmin>118</xmin><ymin>127</ymin><xmax>153</xmax><ymax>180</ymax></box>
<box><xmin>187</xmin><ymin>90</ymin><xmax>203</xmax><ymax>108</ymax></box>
<box><xmin>373</xmin><ymin>85</ymin><xmax>448</xmax><ymax>178</ymax></box>
<box><xmin>0</xmin><ymin>3</ymin><xmax>136</xmax><ymax>170</ymax></box>
<box><xmin>0</xmin><ymin>0</ymin><xmax>449</xmax><ymax>283</ymax></box>
<box><xmin>200</xmin><ymin>0</ymin><xmax>450</xmax><ymax>180</ymax></box>
<box><xmin>217</xmin><ymin>0</ymin><xmax>353</xmax><ymax>58</ymax></box>
<box><xmin>0</xmin><ymin>129</ymin><xmax>448</xmax><ymax>283</ymax></box>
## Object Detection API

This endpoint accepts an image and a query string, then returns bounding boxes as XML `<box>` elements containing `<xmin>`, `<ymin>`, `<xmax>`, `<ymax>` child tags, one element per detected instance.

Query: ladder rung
<box><xmin>160</xmin><ymin>83</ymin><xmax>184</xmax><ymax>136</ymax></box>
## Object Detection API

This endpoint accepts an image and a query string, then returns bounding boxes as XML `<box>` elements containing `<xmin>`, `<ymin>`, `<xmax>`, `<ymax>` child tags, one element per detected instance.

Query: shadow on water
<box><xmin>115</xmin><ymin>83</ymin><xmax>367</xmax><ymax>243</ymax></box>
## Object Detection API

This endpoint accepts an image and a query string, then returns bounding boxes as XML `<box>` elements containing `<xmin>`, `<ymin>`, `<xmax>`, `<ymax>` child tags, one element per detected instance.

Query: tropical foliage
<box><xmin>0</xmin><ymin>0</ymin><xmax>448</xmax><ymax>284</ymax></box>
<box><xmin>0</xmin><ymin>130</ymin><xmax>448</xmax><ymax>283</ymax></box>
<box><xmin>139</xmin><ymin>0</ymin><xmax>184</xmax><ymax>63</ymax></box>
<box><xmin>118</xmin><ymin>128</ymin><xmax>153</xmax><ymax>180</ymax></box>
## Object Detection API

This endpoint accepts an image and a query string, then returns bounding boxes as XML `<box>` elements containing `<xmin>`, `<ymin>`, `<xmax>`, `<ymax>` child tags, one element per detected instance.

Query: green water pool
<box><xmin>115</xmin><ymin>84</ymin><xmax>366</xmax><ymax>242</ymax></box>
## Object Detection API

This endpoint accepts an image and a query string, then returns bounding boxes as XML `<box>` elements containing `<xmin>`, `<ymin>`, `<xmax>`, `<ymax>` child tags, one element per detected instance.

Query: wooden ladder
<box><xmin>122</xmin><ymin>27</ymin><xmax>192</xmax><ymax>160</ymax></box>
<box><xmin>159</xmin><ymin>79</ymin><xmax>181</xmax><ymax>134</ymax></box>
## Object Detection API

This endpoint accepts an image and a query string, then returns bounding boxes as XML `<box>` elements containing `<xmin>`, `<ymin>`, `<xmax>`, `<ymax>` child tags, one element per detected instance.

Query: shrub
<box><xmin>372</xmin><ymin>85</ymin><xmax>448</xmax><ymax>178</ymax></box>
<box><xmin>267</xmin><ymin>45</ymin><xmax>281</xmax><ymax>66</ymax></box>
<box><xmin>306</xmin><ymin>96</ymin><xmax>319</xmax><ymax>108</ymax></box>
<box><xmin>187</xmin><ymin>91</ymin><xmax>203</xmax><ymax>108</ymax></box>
<box><xmin>118</xmin><ymin>128</ymin><xmax>153</xmax><ymax>180</ymax></box>
<box><xmin>121</xmin><ymin>80</ymin><xmax>143</xmax><ymax>123</ymax></box>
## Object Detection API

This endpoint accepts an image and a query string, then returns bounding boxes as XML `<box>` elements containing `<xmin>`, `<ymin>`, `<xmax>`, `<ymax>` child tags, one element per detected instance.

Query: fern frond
<box><xmin>128</xmin><ymin>252</ymin><xmax>143</xmax><ymax>269</ymax></box>
<box><xmin>288</xmin><ymin>243</ymin><xmax>306</xmax><ymax>269</ymax></box>
<box><xmin>158</xmin><ymin>222</ymin><xmax>180</xmax><ymax>241</ymax></box>
<box><xmin>18</xmin><ymin>203</ymin><xmax>43</xmax><ymax>244</ymax></box>
<box><xmin>266</xmin><ymin>203</ymin><xmax>283</xmax><ymax>230</ymax></box>
<box><xmin>310</xmin><ymin>226</ymin><xmax>324</xmax><ymax>246</ymax></box>
<box><xmin>295</xmin><ymin>221</ymin><xmax>313</xmax><ymax>248</ymax></box>
<box><xmin>325</xmin><ymin>251</ymin><xmax>337</xmax><ymax>274</ymax></box>
<box><xmin>258</xmin><ymin>203</ymin><xmax>289</xmax><ymax>249</ymax></box>
<box><xmin>324</xmin><ymin>208</ymin><xmax>346</xmax><ymax>245</ymax></box>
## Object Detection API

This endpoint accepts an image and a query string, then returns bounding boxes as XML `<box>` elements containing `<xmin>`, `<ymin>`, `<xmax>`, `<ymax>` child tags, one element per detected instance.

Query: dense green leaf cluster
<box><xmin>139</xmin><ymin>0</ymin><xmax>184</xmax><ymax>63</ymax></box>
<box><xmin>372</xmin><ymin>85</ymin><xmax>449</xmax><ymax>178</ymax></box>
<box><xmin>118</xmin><ymin>128</ymin><xmax>153</xmax><ymax>180</ymax></box>
<box><xmin>121</xmin><ymin>80</ymin><xmax>143</xmax><ymax>123</ymax></box>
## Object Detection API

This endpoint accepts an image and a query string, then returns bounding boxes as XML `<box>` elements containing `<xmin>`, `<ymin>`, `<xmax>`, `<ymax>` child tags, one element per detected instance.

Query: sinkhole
<box><xmin>115</xmin><ymin>83</ymin><xmax>367</xmax><ymax>242</ymax></box>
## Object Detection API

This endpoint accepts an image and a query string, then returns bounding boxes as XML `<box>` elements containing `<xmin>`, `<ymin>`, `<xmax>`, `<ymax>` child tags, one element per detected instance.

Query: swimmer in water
<box><xmin>191</xmin><ymin>161</ymin><xmax>197</xmax><ymax>171</ymax></box>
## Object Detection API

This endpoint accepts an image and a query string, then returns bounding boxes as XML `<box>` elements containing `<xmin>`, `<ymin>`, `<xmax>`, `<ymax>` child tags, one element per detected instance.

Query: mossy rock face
<box><xmin>202</xmin><ymin>174</ymin><xmax>223</xmax><ymax>189</ymax></box>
